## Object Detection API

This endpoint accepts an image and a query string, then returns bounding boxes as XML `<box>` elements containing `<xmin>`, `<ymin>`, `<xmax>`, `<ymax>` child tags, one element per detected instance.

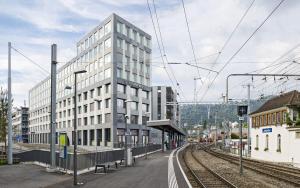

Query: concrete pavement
<box><xmin>0</xmin><ymin>146</ymin><xmax>190</xmax><ymax>188</ymax></box>
<box><xmin>0</xmin><ymin>164</ymin><xmax>71</xmax><ymax>188</ymax></box>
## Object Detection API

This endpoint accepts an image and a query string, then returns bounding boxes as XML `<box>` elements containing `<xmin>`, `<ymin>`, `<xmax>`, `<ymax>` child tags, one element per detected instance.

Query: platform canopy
<box><xmin>147</xmin><ymin>119</ymin><xmax>186</xmax><ymax>136</ymax></box>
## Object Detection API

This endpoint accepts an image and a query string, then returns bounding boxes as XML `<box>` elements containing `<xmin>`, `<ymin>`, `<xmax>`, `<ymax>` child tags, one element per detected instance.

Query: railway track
<box><xmin>182</xmin><ymin>145</ymin><xmax>237</xmax><ymax>188</ymax></box>
<box><xmin>204</xmin><ymin>148</ymin><xmax>300</xmax><ymax>187</ymax></box>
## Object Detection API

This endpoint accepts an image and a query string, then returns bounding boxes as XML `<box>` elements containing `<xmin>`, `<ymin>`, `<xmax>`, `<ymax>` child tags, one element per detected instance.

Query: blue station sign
<box><xmin>262</xmin><ymin>128</ymin><xmax>272</xmax><ymax>133</ymax></box>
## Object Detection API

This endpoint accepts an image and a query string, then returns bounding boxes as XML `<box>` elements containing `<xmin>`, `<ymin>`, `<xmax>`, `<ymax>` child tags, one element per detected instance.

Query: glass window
<box><xmin>131</xmin><ymin>87</ymin><xmax>138</xmax><ymax>97</ymax></box>
<box><xmin>104</xmin><ymin>68</ymin><xmax>111</xmax><ymax>79</ymax></box>
<box><xmin>105</xmin><ymin>84</ymin><xmax>111</xmax><ymax>93</ymax></box>
<box><xmin>142</xmin><ymin>103</ymin><xmax>149</xmax><ymax>112</ymax></box>
<box><xmin>105</xmin><ymin>113</ymin><xmax>111</xmax><ymax>123</ymax></box>
<box><xmin>104</xmin><ymin>21</ymin><xmax>111</xmax><ymax>35</ymax></box>
<box><xmin>104</xmin><ymin>53</ymin><xmax>111</xmax><ymax>65</ymax></box>
<box><xmin>99</xmin><ymin>27</ymin><xmax>104</xmax><ymax>39</ymax></box>
<box><xmin>90</xmin><ymin>116</ymin><xmax>94</xmax><ymax>125</ymax></box>
<box><xmin>105</xmin><ymin>98</ymin><xmax>111</xmax><ymax>108</ymax></box>
<box><xmin>97</xmin><ymin>100</ymin><xmax>102</xmax><ymax>110</ymax></box>
<box><xmin>117</xmin><ymin>84</ymin><xmax>126</xmax><ymax>94</ymax></box>
<box><xmin>130</xmin><ymin>115</ymin><xmax>138</xmax><ymax>124</ymax></box>
<box><xmin>117</xmin><ymin>68</ymin><xmax>122</xmax><ymax>78</ymax></box>
<box><xmin>277</xmin><ymin>134</ymin><xmax>281</xmax><ymax>152</ymax></box>
<box><xmin>117</xmin><ymin>22</ymin><xmax>123</xmax><ymax>33</ymax></box>
<box><xmin>131</xmin><ymin>102</ymin><xmax>138</xmax><ymax>111</ymax></box>
<box><xmin>117</xmin><ymin>38</ymin><xmax>123</xmax><ymax>49</ymax></box>
<box><xmin>117</xmin><ymin>99</ymin><xmax>125</xmax><ymax>109</ymax></box>
<box><xmin>104</xmin><ymin>38</ymin><xmax>111</xmax><ymax>49</ymax></box>
<box><xmin>97</xmin><ymin>115</ymin><xmax>102</xmax><ymax>124</ymax></box>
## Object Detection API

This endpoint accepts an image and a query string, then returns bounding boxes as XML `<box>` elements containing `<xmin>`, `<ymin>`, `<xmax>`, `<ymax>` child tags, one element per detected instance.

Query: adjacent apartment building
<box><xmin>250</xmin><ymin>90</ymin><xmax>300</xmax><ymax>167</ymax></box>
<box><xmin>150</xmin><ymin>86</ymin><xmax>181</xmax><ymax>144</ymax></box>
<box><xmin>12</xmin><ymin>107</ymin><xmax>29</xmax><ymax>143</ymax></box>
<box><xmin>28</xmin><ymin>14</ymin><xmax>152</xmax><ymax>150</ymax></box>
<box><xmin>151</xmin><ymin>86</ymin><xmax>180</xmax><ymax>125</ymax></box>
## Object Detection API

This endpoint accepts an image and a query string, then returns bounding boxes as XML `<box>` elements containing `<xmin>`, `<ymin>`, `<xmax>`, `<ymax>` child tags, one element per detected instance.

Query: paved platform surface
<box><xmin>0</xmin><ymin>147</ymin><xmax>190</xmax><ymax>188</ymax></box>
<box><xmin>0</xmin><ymin>163</ymin><xmax>71</xmax><ymax>188</ymax></box>
<box><xmin>49</xmin><ymin>148</ymin><xmax>190</xmax><ymax>188</ymax></box>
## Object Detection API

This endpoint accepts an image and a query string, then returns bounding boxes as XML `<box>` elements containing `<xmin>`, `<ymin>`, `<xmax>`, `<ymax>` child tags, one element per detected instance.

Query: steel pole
<box><xmin>240</xmin><ymin>119</ymin><xmax>243</xmax><ymax>175</ymax></box>
<box><xmin>50</xmin><ymin>44</ymin><xmax>57</xmax><ymax>169</ymax></box>
<box><xmin>73</xmin><ymin>73</ymin><xmax>78</xmax><ymax>185</ymax></box>
<box><xmin>7</xmin><ymin>42</ymin><xmax>12</xmax><ymax>165</ymax></box>
<box><xmin>215</xmin><ymin>111</ymin><xmax>217</xmax><ymax>147</ymax></box>
<box><xmin>124</xmin><ymin>106</ymin><xmax>128</xmax><ymax>166</ymax></box>
<box><xmin>247</xmin><ymin>84</ymin><xmax>251</xmax><ymax>157</ymax></box>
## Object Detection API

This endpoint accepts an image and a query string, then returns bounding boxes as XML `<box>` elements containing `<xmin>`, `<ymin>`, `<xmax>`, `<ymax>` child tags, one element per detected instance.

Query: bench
<box><xmin>94</xmin><ymin>161</ymin><xmax>119</xmax><ymax>173</ymax></box>
<box><xmin>120</xmin><ymin>157</ymin><xmax>136</xmax><ymax>166</ymax></box>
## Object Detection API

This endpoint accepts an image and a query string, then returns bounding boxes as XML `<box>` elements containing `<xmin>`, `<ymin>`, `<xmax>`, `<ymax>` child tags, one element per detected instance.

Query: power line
<box><xmin>199</xmin><ymin>0</ymin><xmax>286</xmax><ymax>102</ymax></box>
<box><xmin>152</xmin><ymin>0</ymin><xmax>187</xmax><ymax>100</ymax></box>
<box><xmin>197</xmin><ymin>0</ymin><xmax>256</xmax><ymax>100</ymax></box>
<box><xmin>10</xmin><ymin>46</ymin><xmax>50</xmax><ymax>75</ymax></box>
<box><xmin>181</xmin><ymin>0</ymin><xmax>203</xmax><ymax>82</ymax></box>
<box><xmin>146</xmin><ymin>0</ymin><xmax>182</xmax><ymax>100</ymax></box>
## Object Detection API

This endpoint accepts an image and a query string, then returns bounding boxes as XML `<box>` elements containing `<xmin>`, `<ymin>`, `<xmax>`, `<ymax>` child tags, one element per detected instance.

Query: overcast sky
<box><xmin>0</xmin><ymin>0</ymin><xmax>300</xmax><ymax>107</ymax></box>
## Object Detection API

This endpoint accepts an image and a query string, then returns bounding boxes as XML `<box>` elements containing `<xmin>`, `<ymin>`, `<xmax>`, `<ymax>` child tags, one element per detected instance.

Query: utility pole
<box><xmin>7</xmin><ymin>42</ymin><xmax>12</xmax><ymax>165</ymax></box>
<box><xmin>215</xmin><ymin>111</ymin><xmax>217</xmax><ymax>147</ymax></box>
<box><xmin>239</xmin><ymin>118</ymin><xmax>243</xmax><ymax>175</ymax></box>
<box><xmin>50</xmin><ymin>44</ymin><xmax>57</xmax><ymax>170</ymax></box>
<box><xmin>247</xmin><ymin>84</ymin><xmax>251</xmax><ymax>157</ymax></box>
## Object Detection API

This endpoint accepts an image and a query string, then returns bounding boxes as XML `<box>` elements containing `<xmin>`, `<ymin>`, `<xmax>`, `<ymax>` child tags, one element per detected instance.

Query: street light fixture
<box><xmin>65</xmin><ymin>69</ymin><xmax>87</xmax><ymax>186</ymax></box>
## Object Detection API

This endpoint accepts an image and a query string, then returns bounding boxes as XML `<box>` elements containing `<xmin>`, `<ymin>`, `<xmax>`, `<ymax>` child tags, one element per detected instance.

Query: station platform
<box><xmin>47</xmin><ymin>146</ymin><xmax>190</xmax><ymax>188</ymax></box>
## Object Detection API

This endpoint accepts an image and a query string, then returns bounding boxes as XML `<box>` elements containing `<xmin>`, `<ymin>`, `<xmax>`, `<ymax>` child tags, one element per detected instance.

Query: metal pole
<box><xmin>215</xmin><ymin>111</ymin><xmax>217</xmax><ymax>147</ymax></box>
<box><xmin>73</xmin><ymin>73</ymin><xmax>78</xmax><ymax>185</ymax></box>
<box><xmin>247</xmin><ymin>84</ymin><xmax>251</xmax><ymax>157</ymax></box>
<box><xmin>240</xmin><ymin>119</ymin><xmax>243</xmax><ymax>175</ymax></box>
<box><xmin>7</xmin><ymin>42</ymin><xmax>12</xmax><ymax>165</ymax></box>
<box><xmin>124</xmin><ymin>107</ymin><xmax>128</xmax><ymax>166</ymax></box>
<box><xmin>50</xmin><ymin>44</ymin><xmax>57</xmax><ymax>169</ymax></box>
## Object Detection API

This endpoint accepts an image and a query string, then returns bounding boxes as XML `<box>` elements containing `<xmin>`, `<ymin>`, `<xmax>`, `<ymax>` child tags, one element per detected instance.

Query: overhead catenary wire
<box><xmin>199</xmin><ymin>0</ymin><xmax>286</xmax><ymax>102</ymax></box>
<box><xmin>181</xmin><ymin>0</ymin><xmax>204</xmax><ymax>83</ymax></box>
<box><xmin>152</xmin><ymin>0</ymin><xmax>187</xmax><ymax>100</ymax></box>
<box><xmin>10</xmin><ymin>46</ymin><xmax>50</xmax><ymax>75</ymax></box>
<box><xmin>196</xmin><ymin>0</ymin><xmax>256</xmax><ymax>101</ymax></box>
<box><xmin>146</xmin><ymin>0</ymin><xmax>183</xmax><ymax>101</ymax></box>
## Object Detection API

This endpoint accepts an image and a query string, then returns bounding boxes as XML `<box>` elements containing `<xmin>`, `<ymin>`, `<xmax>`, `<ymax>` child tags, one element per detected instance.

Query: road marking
<box><xmin>176</xmin><ymin>144</ymin><xmax>192</xmax><ymax>188</ymax></box>
<box><xmin>168</xmin><ymin>149</ymin><xmax>178</xmax><ymax>188</ymax></box>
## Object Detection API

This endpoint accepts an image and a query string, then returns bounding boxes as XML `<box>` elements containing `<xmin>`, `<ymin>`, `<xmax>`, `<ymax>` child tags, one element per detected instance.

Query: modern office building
<box><xmin>28</xmin><ymin>13</ymin><xmax>152</xmax><ymax>150</ymax></box>
<box><xmin>250</xmin><ymin>90</ymin><xmax>300</xmax><ymax>167</ymax></box>
<box><xmin>12</xmin><ymin>107</ymin><xmax>29</xmax><ymax>143</ymax></box>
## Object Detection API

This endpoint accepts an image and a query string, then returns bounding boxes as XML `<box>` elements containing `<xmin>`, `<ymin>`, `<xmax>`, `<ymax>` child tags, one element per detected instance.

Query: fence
<box><xmin>14</xmin><ymin>144</ymin><xmax>161</xmax><ymax>171</ymax></box>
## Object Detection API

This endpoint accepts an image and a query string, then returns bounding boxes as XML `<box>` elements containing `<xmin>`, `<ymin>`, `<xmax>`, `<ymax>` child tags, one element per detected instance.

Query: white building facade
<box><xmin>28</xmin><ymin>14</ymin><xmax>152</xmax><ymax>150</ymax></box>
<box><xmin>250</xmin><ymin>90</ymin><xmax>300</xmax><ymax>167</ymax></box>
<box><xmin>12</xmin><ymin>107</ymin><xmax>29</xmax><ymax>143</ymax></box>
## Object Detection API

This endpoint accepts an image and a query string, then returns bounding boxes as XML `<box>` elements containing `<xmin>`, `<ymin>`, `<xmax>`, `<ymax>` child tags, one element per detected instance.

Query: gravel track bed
<box><xmin>193</xmin><ymin>149</ymin><xmax>297</xmax><ymax>188</ymax></box>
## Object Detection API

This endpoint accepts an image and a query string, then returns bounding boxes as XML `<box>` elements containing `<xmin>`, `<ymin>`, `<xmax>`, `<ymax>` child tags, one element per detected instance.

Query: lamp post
<box><xmin>65</xmin><ymin>69</ymin><xmax>87</xmax><ymax>186</ymax></box>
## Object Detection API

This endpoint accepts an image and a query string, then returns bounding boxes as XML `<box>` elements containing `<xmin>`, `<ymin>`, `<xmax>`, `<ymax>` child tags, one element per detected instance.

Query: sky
<box><xmin>0</xmin><ymin>0</ymin><xmax>300</xmax><ymax>107</ymax></box>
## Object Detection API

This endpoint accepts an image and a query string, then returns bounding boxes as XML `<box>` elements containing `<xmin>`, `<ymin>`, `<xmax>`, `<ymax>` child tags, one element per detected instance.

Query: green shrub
<box><xmin>254</xmin><ymin>147</ymin><xmax>259</xmax><ymax>150</ymax></box>
<box><xmin>295</xmin><ymin>119</ymin><xmax>300</xmax><ymax>127</ymax></box>
<box><xmin>231</xmin><ymin>133</ymin><xmax>239</xmax><ymax>139</ymax></box>
<box><xmin>264</xmin><ymin>148</ymin><xmax>269</xmax><ymax>151</ymax></box>
<box><xmin>286</xmin><ymin>115</ymin><xmax>293</xmax><ymax>126</ymax></box>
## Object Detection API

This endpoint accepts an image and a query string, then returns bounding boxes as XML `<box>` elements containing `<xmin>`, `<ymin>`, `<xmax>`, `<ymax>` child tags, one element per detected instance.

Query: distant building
<box><xmin>150</xmin><ymin>86</ymin><xmax>181</xmax><ymax>144</ymax></box>
<box><xmin>28</xmin><ymin>13</ymin><xmax>152</xmax><ymax>150</ymax></box>
<box><xmin>12</xmin><ymin>107</ymin><xmax>29</xmax><ymax>143</ymax></box>
<box><xmin>250</xmin><ymin>90</ymin><xmax>300</xmax><ymax>167</ymax></box>
<box><xmin>151</xmin><ymin>86</ymin><xmax>180</xmax><ymax>125</ymax></box>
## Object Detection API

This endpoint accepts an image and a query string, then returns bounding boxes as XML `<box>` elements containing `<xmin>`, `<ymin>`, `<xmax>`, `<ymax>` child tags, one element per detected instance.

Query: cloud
<box><xmin>0</xmin><ymin>0</ymin><xmax>300</xmax><ymax>107</ymax></box>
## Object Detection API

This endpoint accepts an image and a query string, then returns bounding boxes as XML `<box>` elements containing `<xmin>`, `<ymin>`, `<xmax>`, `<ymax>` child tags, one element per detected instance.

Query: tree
<box><xmin>0</xmin><ymin>87</ymin><xmax>9</xmax><ymax>154</ymax></box>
